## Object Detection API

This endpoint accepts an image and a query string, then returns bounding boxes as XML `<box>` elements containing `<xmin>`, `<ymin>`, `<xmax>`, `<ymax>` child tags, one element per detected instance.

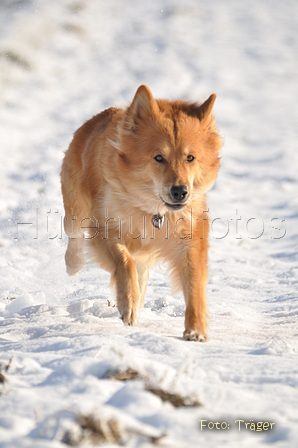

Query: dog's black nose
<box><xmin>170</xmin><ymin>185</ymin><xmax>188</xmax><ymax>203</ymax></box>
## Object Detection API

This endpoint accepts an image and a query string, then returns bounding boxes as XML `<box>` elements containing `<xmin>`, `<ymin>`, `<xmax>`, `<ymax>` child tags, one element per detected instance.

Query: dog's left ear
<box><xmin>196</xmin><ymin>93</ymin><xmax>216</xmax><ymax>126</ymax></box>
<box><xmin>127</xmin><ymin>85</ymin><xmax>159</xmax><ymax>129</ymax></box>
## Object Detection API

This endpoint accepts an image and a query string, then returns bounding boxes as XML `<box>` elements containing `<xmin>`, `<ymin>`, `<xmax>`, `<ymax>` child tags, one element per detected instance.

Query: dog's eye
<box><xmin>154</xmin><ymin>155</ymin><xmax>164</xmax><ymax>163</ymax></box>
<box><xmin>187</xmin><ymin>155</ymin><xmax>195</xmax><ymax>162</ymax></box>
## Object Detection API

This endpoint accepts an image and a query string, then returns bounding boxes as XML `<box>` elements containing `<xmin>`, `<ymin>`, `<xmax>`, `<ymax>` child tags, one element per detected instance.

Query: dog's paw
<box><xmin>119</xmin><ymin>304</ymin><xmax>139</xmax><ymax>326</ymax></box>
<box><xmin>66</xmin><ymin>263</ymin><xmax>83</xmax><ymax>276</ymax></box>
<box><xmin>65</xmin><ymin>252</ymin><xmax>84</xmax><ymax>276</ymax></box>
<box><xmin>183</xmin><ymin>329</ymin><xmax>207</xmax><ymax>342</ymax></box>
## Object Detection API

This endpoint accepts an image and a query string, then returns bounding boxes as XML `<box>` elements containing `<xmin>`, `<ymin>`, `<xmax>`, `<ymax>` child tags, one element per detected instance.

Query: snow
<box><xmin>0</xmin><ymin>0</ymin><xmax>298</xmax><ymax>446</ymax></box>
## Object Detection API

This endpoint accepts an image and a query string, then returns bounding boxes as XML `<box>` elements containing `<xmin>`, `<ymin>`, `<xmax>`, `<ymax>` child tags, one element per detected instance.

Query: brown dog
<box><xmin>61</xmin><ymin>85</ymin><xmax>222</xmax><ymax>341</ymax></box>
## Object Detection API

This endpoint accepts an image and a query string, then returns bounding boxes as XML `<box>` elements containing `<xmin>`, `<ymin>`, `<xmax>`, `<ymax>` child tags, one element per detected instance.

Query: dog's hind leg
<box><xmin>61</xmin><ymin>163</ymin><xmax>89</xmax><ymax>276</ymax></box>
<box><xmin>62</xmin><ymin>189</ymin><xmax>88</xmax><ymax>276</ymax></box>
<box><xmin>65</xmin><ymin>237</ymin><xmax>85</xmax><ymax>276</ymax></box>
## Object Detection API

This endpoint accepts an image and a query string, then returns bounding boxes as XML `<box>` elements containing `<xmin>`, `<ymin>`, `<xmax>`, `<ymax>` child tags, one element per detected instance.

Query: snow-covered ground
<box><xmin>0</xmin><ymin>0</ymin><xmax>297</xmax><ymax>446</ymax></box>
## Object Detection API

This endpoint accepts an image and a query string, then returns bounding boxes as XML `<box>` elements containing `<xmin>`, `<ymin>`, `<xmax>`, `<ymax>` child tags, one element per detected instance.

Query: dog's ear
<box><xmin>126</xmin><ymin>85</ymin><xmax>159</xmax><ymax>130</ymax></box>
<box><xmin>196</xmin><ymin>93</ymin><xmax>216</xmax><ymax>126</ymax></box>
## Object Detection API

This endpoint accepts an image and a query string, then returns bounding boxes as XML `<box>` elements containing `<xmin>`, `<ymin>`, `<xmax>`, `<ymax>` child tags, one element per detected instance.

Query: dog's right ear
<box><xmin>125</xmin><ymin>85</ymin><xmax>159</xmax><ymax>131</ymax></box>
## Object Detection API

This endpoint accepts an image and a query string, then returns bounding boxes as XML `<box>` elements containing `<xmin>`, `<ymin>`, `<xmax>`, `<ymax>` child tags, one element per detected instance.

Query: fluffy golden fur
<box><xmin>61</xmin><ymin>85</ymin><xmax>222</xmax><ymax>341</ymax></box>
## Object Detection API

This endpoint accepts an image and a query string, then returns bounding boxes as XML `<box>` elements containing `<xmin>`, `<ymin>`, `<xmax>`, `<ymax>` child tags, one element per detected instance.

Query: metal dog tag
<box><xmin>151</xmin><ymin>214</ymin><xmax>164</xmax><ymax>230</ymax></box>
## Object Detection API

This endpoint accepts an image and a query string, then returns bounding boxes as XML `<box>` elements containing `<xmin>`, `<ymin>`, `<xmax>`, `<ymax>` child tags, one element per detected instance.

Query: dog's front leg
<box><xmin>116</xmin><ymin>252</ymin><xmax>140</xmax><ymax>326</ymax></box>
<box><xmin>108</xmin><ymin>243</ymin><xmax>140</xmax><ymax>326</ymax></box>
<box><xmin>177</xmin><ymin>232</ymin><xmax>209</xmax><ymax>342</ymax></box>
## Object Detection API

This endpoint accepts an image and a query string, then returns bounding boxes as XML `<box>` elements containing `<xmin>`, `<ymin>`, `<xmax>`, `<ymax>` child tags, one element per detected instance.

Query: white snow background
<box><xmin>0</xmin><ymin>0</ymin><xmax>298</xmax><ymax>447</ymax></box>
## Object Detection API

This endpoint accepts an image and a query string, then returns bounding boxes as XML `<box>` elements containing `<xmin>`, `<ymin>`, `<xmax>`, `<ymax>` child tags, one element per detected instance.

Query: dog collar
<box><xmin>151</xmin><ymin>214</ymin><xmax>164</xmax><ymax>230</ymax></box>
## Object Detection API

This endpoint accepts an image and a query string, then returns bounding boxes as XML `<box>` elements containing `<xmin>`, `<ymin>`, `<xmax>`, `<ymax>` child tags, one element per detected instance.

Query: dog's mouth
<box><xmin>159</xmin><ymin>195</ymin><xmax>190</xmax><ymax>213</ymax></box>
<box><xmin>164</xmin><ymin>202</ymin><xmax>187</xmax><ymax>211</ymax></box>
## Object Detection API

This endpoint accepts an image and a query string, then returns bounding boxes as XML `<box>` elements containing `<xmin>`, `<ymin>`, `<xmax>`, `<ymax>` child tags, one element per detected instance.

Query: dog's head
<box><xmin>116</xmin><ymin>85</ymin><xmax>222</xmax><ymax>215</ymax></box>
